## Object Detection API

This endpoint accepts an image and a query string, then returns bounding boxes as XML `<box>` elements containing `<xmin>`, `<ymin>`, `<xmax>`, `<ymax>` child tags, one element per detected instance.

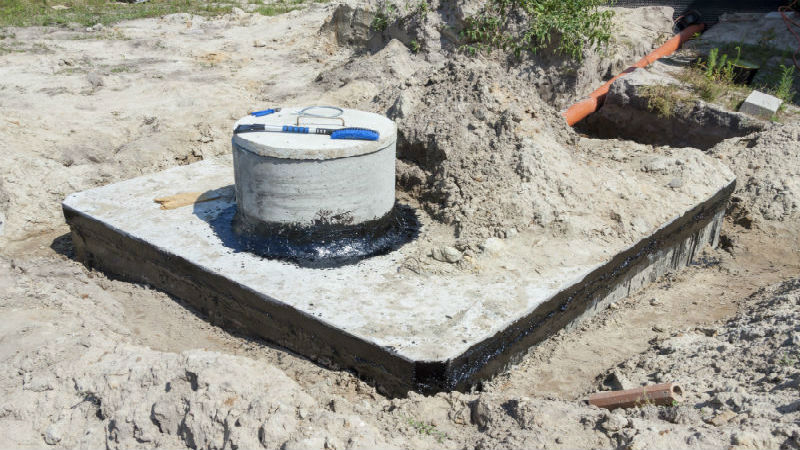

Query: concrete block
<box><xmin>63</xmin><ymin>157</ymin><xmax>734</xmax><ymax>395</ymax></box>
<box><xmin>739</xmin><ymin>90</ymin><xmax>782</xmax><ymax>119</ymax></box>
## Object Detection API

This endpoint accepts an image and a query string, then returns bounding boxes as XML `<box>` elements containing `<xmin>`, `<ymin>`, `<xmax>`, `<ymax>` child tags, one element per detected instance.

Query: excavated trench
<box><xmin>573</xmin><ymin>68</ymin><xmax>765</xmax><ymax>150</ymax></box>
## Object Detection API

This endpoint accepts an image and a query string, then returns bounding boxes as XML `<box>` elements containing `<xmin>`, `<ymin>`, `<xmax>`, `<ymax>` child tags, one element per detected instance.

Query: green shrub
<box><xmin>416</xmin><ymin>0</ymin><xmax>428</xmax><ymax>17</ymax></box>
<box><xmin>460</xmin><ymin>0</ymin><xmax>615</xmax><ymax>61</ymax></box>
<box><xmin>371</xmin><ymin>2</ymin><xmax>396</xmax><ymax>32</ymax></box>
<box><xmin>773</xmin><ymin>64</ymin><xmax>796</xmax><ymax>103</ymax></box>
<box><xmin>699</xmin><ymin>46</ymin><xmax>741</xmax><ymax>84</ymax></box>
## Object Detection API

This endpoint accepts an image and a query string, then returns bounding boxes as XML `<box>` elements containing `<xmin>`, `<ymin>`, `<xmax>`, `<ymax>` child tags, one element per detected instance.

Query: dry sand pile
<box><xmin>4</xmin><ymin>253</ymin><xmax>800</xmax><ymax>449</ymax></box>
<box><xmin>711</xmin><ymin>122</ymin><xmax>800</xmax><ymax>226</ymax></box>
<box><xmin>595</xmin><ymin>277</ymin><xmax>800</xmax><ymax>449</ymax></box>
<box><xmin>375</xmin><ymin>56</ymin><xmax>732</xmax><ymax>244</ymax></box>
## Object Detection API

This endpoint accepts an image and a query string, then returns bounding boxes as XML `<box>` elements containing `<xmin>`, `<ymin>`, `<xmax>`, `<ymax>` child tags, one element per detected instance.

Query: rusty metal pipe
<box><xmin>588</xmin><ymin>382</ymin><xmax>684</xmax><ymax>410</ymax></box>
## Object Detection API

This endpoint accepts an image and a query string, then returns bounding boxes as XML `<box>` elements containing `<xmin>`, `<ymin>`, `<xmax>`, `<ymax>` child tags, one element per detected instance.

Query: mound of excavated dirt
<box><xmin>711</xmin><ymin>122</ymin><xmax>800</xmax><ymax>226</ymax></box>
<box><xmin>3</xmin><ymin>4</ymin><xmax>800</xmax><ymax>450</ymax></box>
<box><xmin>315</xmin><ymin>2</ymin><xmax>738</xmax><ymax>246</ymax></box>
<box><xmin>378</xmin><ymin>57</ymin><xmax>578</xmax><ymax>240</ymax></box>
<box><xmin>597</xmin><ymin>277</ymin><xmax>800</xmax><ymax>449</ymax></box>
<box><xmin>6</xmin><ymin>250</ymin><xmax>798</xmax><ymax>449</ymax></box>
<box><xmin>320</xmin><ymin>1</ymin><xmax>675</xmax><ymax>108</ymax></box>
<box><xmin>0</xmin><ymin>256</ymin><xmax>404</xmax><ymax>450</ymax></box>
<box><xmin>369</xmin><ymin>57</ymin><xmax>732</xmax><ymax>244</ymax></box>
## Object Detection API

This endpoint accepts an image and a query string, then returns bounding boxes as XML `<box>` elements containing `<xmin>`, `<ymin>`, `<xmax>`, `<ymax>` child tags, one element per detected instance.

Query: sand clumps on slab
<box><xmin>371</xmin><ymin>57</ymin><xmax>734</xmax><ymax>248</ymax></box>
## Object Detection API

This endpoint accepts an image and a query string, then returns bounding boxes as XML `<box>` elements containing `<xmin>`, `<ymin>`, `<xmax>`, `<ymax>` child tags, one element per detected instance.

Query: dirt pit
<box><xmin>2</xmin><ymin>2</ymin><xmax>800</xmax><ymax>449</ymax></box>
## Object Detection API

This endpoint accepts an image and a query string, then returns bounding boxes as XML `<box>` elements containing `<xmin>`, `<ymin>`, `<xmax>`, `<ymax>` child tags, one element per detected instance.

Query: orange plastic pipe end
<box><xmin>564</xmin><ymin>97</ymin><xmax>599</xmax><ymax>126</ymax></box>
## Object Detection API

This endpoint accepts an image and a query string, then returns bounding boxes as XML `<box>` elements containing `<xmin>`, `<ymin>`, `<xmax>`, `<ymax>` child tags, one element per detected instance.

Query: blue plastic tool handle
<box><xmin>330</xmin><ymin>128</ymin><xmax>379</xmax><ymax>141</ymax></box>
<box><xmin>282</xmin><ymin>125</ymin><xmax>309</xmax><ymax>134</ymax></box>
<box><xmin>250</xmin><ymin>108</ymin><xmax>280</xmax><ymax>117</ymax></box>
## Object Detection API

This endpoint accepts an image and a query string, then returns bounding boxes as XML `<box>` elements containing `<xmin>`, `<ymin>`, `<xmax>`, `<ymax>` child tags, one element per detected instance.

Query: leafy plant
<box><xmin>409</xmin><ymin>39</ymin><xmax>420</xmax><ymax>53</ymax></box>
<box><xmin>699</xmin><ymin>46</ymin><xmax>741</xmax><ymax>84</ymax></box>
<box><xmin>773</xmin><ymin>64</ymin><xmax>796</xmax><ymax>103</ymax></box>
<box><xmin>371</xmin><ymin>2</ymin><xmax>396</xmax><ymax>32</ymax></box>
<box><xmin>416</xmin><ymin>0</ymin><xmax>429</xmax><ymax>17</ymax></box>
<box><xmin>460</xmin><ymin>0</ymin><xmax>615</xmax><ymax>61</ymax></box>
<box><xmin>704</xmin><ymin>48</ymin><xmax>718</xmax><ymax>79</ymax></box>
<box><xmin>407</xmin><ymin>417</ymin><xmax>448</xmax><ymax>443</ymax></box>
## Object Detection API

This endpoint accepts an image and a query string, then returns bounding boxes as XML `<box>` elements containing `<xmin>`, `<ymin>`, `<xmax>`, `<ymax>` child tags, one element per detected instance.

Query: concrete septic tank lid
<box><xmin>230</xmin><ymin>106</ymin><xmax>403</xmax><ymax>265</ymax></box>
<box><xmin>232</xmin><ymin>107</ymin><xmax>398</xmax><ymax>160</ymax></box>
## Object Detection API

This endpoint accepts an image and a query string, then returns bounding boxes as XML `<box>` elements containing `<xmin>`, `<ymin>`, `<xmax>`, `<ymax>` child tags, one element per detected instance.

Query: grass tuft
<box><xmin>638</xmin><ymin>84</ymin><xmax>686</xmax><ymax>119</ymax></box>
<box><xmin>370</xmin><ymin>1</ymin><xmax>396</xmax><ymax>32</ymax></box>
<box><xmin>0</xmin><ymin>0</ymin><xmax>243</xmax><ymax>27</ymax></box>
<box><xmin>253</xmin><ymin>1</ymin><xmax>301</xmax><ymax>17</ymax></box>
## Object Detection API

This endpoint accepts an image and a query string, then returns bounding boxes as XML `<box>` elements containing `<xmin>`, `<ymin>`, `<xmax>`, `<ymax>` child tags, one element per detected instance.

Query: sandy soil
<box><xmin>2</xmin><ymin>2</ymin><xmax>800</xmax><ymax>449</ymax></box>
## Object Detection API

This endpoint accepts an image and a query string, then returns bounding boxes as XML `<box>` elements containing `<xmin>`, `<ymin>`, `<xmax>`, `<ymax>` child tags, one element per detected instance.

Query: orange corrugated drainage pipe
<box><xmin>563</xmin><ymin>23</ymin><xmax>706</xmax><ymax>126</ymax></box>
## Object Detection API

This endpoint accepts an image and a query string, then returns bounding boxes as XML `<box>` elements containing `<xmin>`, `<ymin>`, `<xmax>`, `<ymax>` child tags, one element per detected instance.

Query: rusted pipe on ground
<box><xmin>563</xmin><ymin>23</ymin><xmax>705</xmax><ymax>126</ymax></box>
<box><xmin>588</xmin><ymin>382</ymin><xmax>684</xmax><ymax>410</ymax></box>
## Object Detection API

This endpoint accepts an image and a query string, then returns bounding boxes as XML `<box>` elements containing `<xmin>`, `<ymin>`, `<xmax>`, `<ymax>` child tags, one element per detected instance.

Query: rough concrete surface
<box><xmin>739</xmin><ymin>90</ymin><xmax>783</xmax><ymax>119</ymax></box>
<box><xmin>232</xmin><ymin>108</ymin><xmax>398</xmax><ymax>226</ymax></box>
<box><xmin>2</xmin><ymin>2</ymin><xmax>800</xmax><ymax>449</ymax></box>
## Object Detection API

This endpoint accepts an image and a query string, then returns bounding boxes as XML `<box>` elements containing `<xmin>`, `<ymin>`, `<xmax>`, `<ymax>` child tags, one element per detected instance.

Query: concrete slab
<box><xmin>63</xmin><ymin>156</ymin><xmax>734</xmax><ymax>395</ymax></box>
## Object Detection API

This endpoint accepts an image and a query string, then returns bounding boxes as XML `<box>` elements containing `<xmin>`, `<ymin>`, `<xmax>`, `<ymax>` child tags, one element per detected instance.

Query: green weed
<box><xmin>699</xmin><ymin>46</ymin><xmax>741</xmax><ymax>85</ymax></box>
<box><xmin>773</xmin><ymin>64</ymin><xmax>796</xmax><ymax>103</ymax></box>
<box><xmin>779</xmin><ymin>351</ymin><xmax>798</xmax><ymax>367</ymax></box>
<box><xmin>409</xmin><ymin>39</ymin><xmax>420</xmax><ymax>53</ymax></box>
<box><xmin>371</xmin><ymin>2</ymin><xmax>396</xmax><ymax>32</ymax></box>
<box><xmin>109</xmin><ymin>64</ymin><xmax>135</xmax><ymax>73</ymax></box>
<box><xmin>460</xmin><ymin>0</ymin><xmax>615</xmax><ymax>61</ymax></box>
<box><xmin>674</xmin><ymin>67</ymin><xmax>750</xmax><ymax>109</ymax></box>
<box><xmin>253</xmin><ymin>2</ymin><xmax>301</xmax><ymax>16</ymax></box>
<box><xmin>639</xmin><ymin>84</ymin><xmax>686</xmax><ymax>119</ymax></box>
<box><xmin>416</xmin><ymin>0</ymin><xmax>428</xmax><ymax>17</ymax></box>
<box><xmin>407</xmin><ymin>417</ymin><xmax>448</xmax><ymax>444</ymax></box>
<box><xmin>0</xmin><ymin>41</ymin><xmax>24</xmax><ymax>55</ymax></box>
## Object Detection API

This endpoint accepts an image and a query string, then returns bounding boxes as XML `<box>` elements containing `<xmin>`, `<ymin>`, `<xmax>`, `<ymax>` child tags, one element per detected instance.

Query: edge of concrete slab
<box><xmin>63</xmin><ymin>180</ymin><xmax>735</xmax><ymax>396</ymax></box>
<box><xmin>441</xmin><ymin>180</ymin><xmax>734</xmax><ymax>392</ymax></box>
